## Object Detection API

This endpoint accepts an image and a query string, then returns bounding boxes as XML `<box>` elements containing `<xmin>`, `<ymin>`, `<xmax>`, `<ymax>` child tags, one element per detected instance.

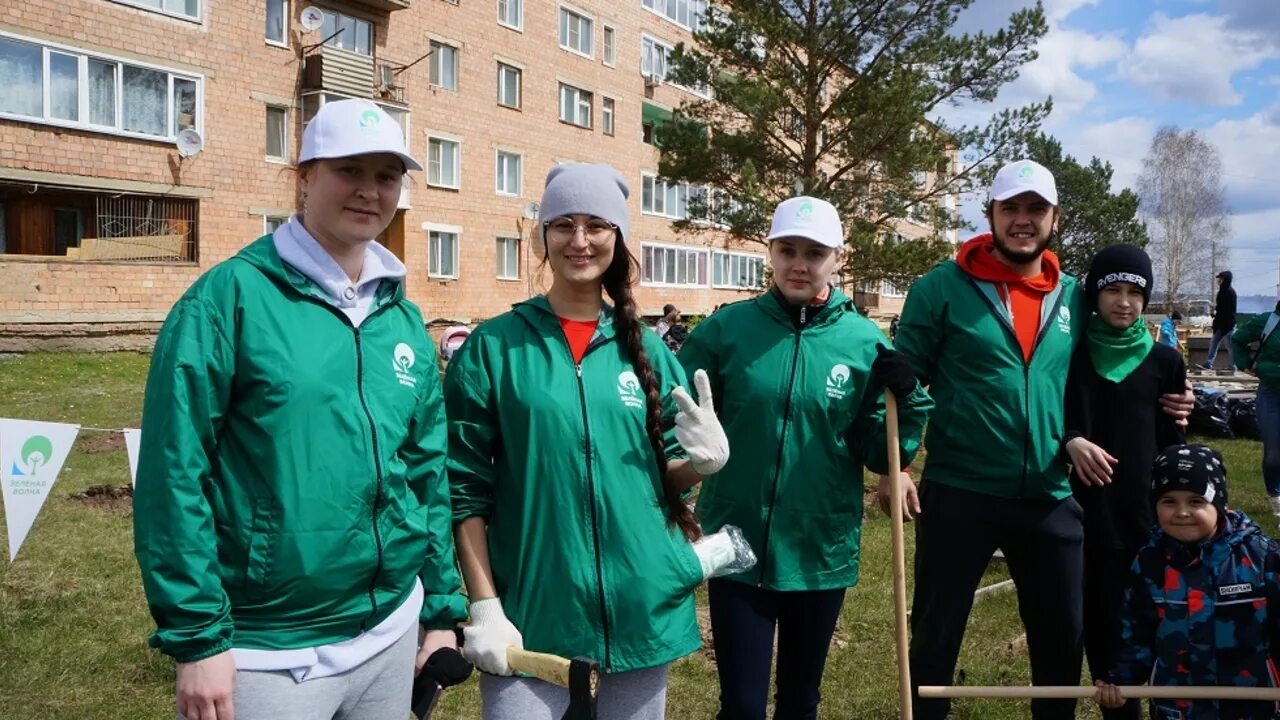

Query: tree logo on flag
<box><xmin>12</xmin><ymin>435</ymin><xmax>53</xmax><ymax>477</ymax></box>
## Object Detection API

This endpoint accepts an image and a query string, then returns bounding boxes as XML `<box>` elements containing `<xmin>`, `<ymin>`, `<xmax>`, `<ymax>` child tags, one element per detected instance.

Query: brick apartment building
<box><xmin>0</xmin><ymin>0</ymin><xmax>954</xmax><ymax>349</ymax></box>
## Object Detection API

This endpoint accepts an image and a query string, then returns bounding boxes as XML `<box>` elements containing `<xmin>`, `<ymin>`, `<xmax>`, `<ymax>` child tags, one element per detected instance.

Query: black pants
<box><xmin>909</xmin><ymin>481</ymin><xmax>1084</xmax><ymax>720</ymax></box>
<box><xmin>1084</xmin><ymin>542</ymin><xmax>1143</xmax><ymax>720</ymax></box>
<box><xmin>708</xmin><ymin>578</ymin><xmax>846</xmax><ymax>720</ymax></box>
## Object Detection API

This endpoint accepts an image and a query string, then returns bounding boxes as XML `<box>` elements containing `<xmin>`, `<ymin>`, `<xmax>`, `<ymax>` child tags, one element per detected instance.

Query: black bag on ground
<box><xmin>1228</xmin><ymin>396</ymin><xmax>1261</xmax><ymax>441</ymax></box>
<box><xmin>1189</xmin><ymin>387</ymin><xmax>1235</xmax><ymax>439</ymax></box>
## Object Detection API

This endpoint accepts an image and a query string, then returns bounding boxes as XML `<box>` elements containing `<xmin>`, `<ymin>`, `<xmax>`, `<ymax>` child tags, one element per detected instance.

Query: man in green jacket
<box><xmin>1233</xmin><ymin>300</ymin><xmax>1280</xmax><ymax>517</ymax></box>
<box><xmin>898</xmin><ymin>160</ymin><xmax>1192</xmax><ymax>720</ymax></box>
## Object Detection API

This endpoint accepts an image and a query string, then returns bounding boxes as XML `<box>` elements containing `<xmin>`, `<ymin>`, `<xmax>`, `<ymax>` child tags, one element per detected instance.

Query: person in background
<box><xmin>1157</xmin><ymin>310</ymin><xmax>1181</xmax><ymax>349</ymax></box>
<box><xmin>656</xmin><ymin>304</ymin><xmax>679</xmax><ymax>340</ymax></box>
<box><xmin>134</xmin><ymin>99</ymin><xmax>465</xmax><ymax>720</ymax></box>
<box><xmin>1205</xmin><ymin>270</ymin><xmax>1237</xmax><ymax>370</ymax></box>
<box><xmin>1233</xmin><ymin>298</ymin><xmax>1280</xmax><ymax>519</ymax></box>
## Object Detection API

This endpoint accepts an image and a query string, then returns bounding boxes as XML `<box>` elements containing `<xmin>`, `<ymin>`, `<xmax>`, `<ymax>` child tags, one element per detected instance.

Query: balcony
<box><xmin>303</xmin><ymin>45</ymin><xmax>375</xmax><ymax>97</ymax></box>
<box><xmin>351</xmin><ymin>0</ymin><xmax>409</xmax><ymax>11</ymax></box>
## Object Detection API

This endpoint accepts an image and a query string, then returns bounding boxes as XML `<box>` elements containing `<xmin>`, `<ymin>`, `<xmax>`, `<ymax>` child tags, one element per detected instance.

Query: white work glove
<box><xmin>693</xmin><ymin>525</ymin><xmax>757</xmax><ymax>580</ymax></box>
<box><xmin>671</xmin><ymin>369</ymin><xmax>730</xmax><ymax>476</ymax></box>
<box><xmin>462</xmin><ymin>598</ymin><xmax>523</xmax><ymax>676</ymax></box>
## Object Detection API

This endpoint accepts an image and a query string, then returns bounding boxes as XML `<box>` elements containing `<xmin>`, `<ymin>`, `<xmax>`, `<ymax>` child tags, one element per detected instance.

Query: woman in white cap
<box><xmin>678</xmin><ymin>196</ymin><xmax>932</xmax><ymax>720</ymax></box>
<box><xmin>134</xmin><ymin>98</ymin><xmax>466</xmax><ymax>720</ymax></box>
<box><xmin>445</xmin><ymin>162</ymin><xmax>735</xmax><ymax>719</ymax></box>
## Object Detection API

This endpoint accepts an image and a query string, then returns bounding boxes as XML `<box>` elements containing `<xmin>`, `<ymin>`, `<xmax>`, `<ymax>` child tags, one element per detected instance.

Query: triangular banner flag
<box><xmin>123</xmin><ymin>429</ymin><xmax>141</xmax><ymax>488</ymax></box>
<box><xmin>0</xmin><ymin>418</ymin><xmax>81</xmax><ymax>561</ymax></box>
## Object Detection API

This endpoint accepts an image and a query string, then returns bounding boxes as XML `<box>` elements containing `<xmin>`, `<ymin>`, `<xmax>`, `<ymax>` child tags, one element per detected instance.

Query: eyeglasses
<box><xmin>544</xmin><ymin>217</ymin><xmax>618</xmax><ymax>243</ymax></box>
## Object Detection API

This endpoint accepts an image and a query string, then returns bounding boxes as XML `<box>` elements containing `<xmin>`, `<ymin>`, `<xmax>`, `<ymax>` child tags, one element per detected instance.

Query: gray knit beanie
<box><xmin>538</xmin><ymin>163</ymin><xmax>630</xmax><ymax>242</ymax></box>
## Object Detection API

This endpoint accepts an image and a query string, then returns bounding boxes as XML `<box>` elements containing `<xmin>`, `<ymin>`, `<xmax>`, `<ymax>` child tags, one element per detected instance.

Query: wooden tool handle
<box><xmin>885</xmin><ymin>391</ymin><xmax>913</xmax><ymax>720</ymax></box>
<box><xmin>920</xmin><ymin>685</ymin><xmax>1280</xmax><ymax>700</ymax></box>
<box><xmin>507</xmin><ymin>647</ymin><xmax>573</xmax><ymax>688</ymax></box>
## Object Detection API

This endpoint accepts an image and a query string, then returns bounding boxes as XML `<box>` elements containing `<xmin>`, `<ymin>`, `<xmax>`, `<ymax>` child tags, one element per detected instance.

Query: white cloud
<box><xmin>1070</xmin><ymin>116</ymin><xmax>1158</xmax><ymax>190</ymax></box>
<box><xmin>1003</xmin><ymin>29</ymin><xmax>1127</xmax><ymax>115</ymax></box>
<box><xmin>1119</xmin><ymin>13</ymin><xmax>1274</xmax><ymax>106</ymax></box>
<box><xmin>1222</xmin><ymin>207</ymin><xmax>1280</xmax><ymax>296</ymax></box>
<box><xmin>1203</xmin><ymin>104</ymin><xmax>1280</xmax><ymax>215</ymax></box>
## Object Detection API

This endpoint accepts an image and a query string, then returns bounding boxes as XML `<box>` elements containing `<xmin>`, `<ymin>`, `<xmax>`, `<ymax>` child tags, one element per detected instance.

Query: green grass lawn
<box><xmin>0</xmin><ymin>351</ymin><xmax>1272</xmax><ymax>719</ymax></box>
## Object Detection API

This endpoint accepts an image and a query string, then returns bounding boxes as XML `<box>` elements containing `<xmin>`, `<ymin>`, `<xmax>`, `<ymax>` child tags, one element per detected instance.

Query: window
<box><xmin>642</xmin><ymin>0</ymin><xmax>708</xmax><ymax>32</ymax></box>
<box><xmin>496</xmin><ymin>235</ymin><xmax>520</xmax><ymax>279</ymax></box>
<box><xmin>321</xmin><ymin>10</ymin><xmax>373</xmax><ymax>56</ymax></box>
<box><xmin>0</xmin><ymin>34</ymin><xmax>202</xmax><ymax>140</ymax></box>
<box><xmin>498</xmin><ymin>0</ymin><xmax>522</xmax><ymax>29</ymax></box>
<box><xmin>601</xmin><ymin>97</ymin><xmax>615</xmax><ymax>136</ymax></box>
<box><xmin>112</xmin><ymin>0</ymin><xmax>199</xmax><ymax>21</ymax></box>
<box><xmin>497</xmin><ymin>62</ymin><xmax>521</xmax><ymax>109</ymax></box>
<box><xmin>602</xmin><ymin>25</ymin><xmax>616</xmax><ymax>66</ymax></box>
<box><xmin>641</xmin><ymin>244</ymin><xmax>708</xmax><ymax>287</ymax></box>
<box><xmin>642</xmin><ymin>35</ymin><xmax>709</xmax><ymax>96</ymax></box>
<box><xmin>266</xmin><ymin>0</ymin><xmax>287</xmax><ymax>44</ymax></box>
<box><xmin>712</xmin><ymin>251</ymin><xmax>765</xmax><ymax>289</ymax></box>
<box><xmin>429</xmin><ymin>41</ymin><xmax>458</xmax><ymax>90</ymax></box>
<box><xmin>558</xmin><ymin>84</ymin><xmax>592</xmax><ymax>128</ymax></box>
<box><xmin>264</xmin><ymin>215</ymin><xmax>288</xmax><ymax>234</ymax></box>
<box><xmin>428</xmin><ymin>226</ymin><xmax>460</xmax><ymax>278</ymax></box>
<box><xmin>559</xmin><ymin>7</ymin><xmax>593</xmax><ymax>57</ymax></box>
<box><xmin>265</xmin><ymin>105</ymin><xmax>288</xmax><ymax>161</ymax></box>
<box><xmin>427</xmin><ymin>137</ymin><xmax>461</xmax><ymax>189</ymax></box>
<box><xmin>495</xmin><ymin>150</ymin><xmax>521</xmax><ymax>196</ymax></box>
<box><xmin>53</xmin><ymin>207</ymin><xmax>83</xmax><ymax>255</ymax></box>
<box><xmin>641</xmin><ymin>174</ymin><xmax>689</xmax><ymax>219</ymax></box>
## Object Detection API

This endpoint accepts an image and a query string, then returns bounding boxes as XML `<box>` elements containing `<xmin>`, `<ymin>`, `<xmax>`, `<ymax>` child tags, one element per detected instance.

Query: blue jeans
<box><xmin>1206</xmin><ymin>327</ymin><xmax>1235</xmax><ymax>370</ymax></box>
<box><xmin>1258</xmin><ymin>386</ymin><xmax>1280</xmax><ymax>497</ymax></box>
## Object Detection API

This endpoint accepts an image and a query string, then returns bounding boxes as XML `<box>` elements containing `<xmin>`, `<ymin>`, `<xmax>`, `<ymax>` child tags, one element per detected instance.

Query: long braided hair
<box><xmin>600</xmin><ymin>243</ymin><xmax>701</xmax><ymax>542</ymax></box>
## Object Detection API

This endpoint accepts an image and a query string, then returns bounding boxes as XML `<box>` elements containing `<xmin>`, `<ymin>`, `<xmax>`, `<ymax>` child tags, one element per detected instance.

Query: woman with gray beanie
<box><xmin>444</xmin><ymin>162</ymin><xmax>733</xmax><ymax>719</ymax></box>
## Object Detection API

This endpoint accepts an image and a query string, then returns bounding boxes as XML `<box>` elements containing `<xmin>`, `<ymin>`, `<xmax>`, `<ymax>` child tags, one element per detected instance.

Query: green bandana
<box><xmin>1087</xmin><ymin>314</ymin><xmax>1153</xmax><ymax>383</ymax></box>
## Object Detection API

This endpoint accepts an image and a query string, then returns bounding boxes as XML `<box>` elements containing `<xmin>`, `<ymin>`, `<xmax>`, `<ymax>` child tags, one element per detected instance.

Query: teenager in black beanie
<box><xmin>1063</xmin><ymin>243</ymin><xmax>1188</xmax><ymax>720</ymax></box>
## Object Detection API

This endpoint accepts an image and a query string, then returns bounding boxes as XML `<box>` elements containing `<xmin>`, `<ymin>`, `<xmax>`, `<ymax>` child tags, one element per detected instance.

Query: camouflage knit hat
<box><xmin>1150</xmin><ymin>444</ymin><xmax>1228</xmax><ymax>513</ymax></box>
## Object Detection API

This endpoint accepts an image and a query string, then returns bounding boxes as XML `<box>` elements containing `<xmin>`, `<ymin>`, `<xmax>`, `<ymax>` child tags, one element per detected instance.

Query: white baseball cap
<box><xmin>300</xmin><ymin>99</ymin><xmax>422</xmax><ymax>171</ymax></box>
<box><xmin>989</xmin><ymin>159</ymin><xmax>1057</xmax><ymax>206</ymax></box>
<box><xmin>764</xmin><ymin>196</ymin><xmax>844</xmax><ymax>249</ymax></box>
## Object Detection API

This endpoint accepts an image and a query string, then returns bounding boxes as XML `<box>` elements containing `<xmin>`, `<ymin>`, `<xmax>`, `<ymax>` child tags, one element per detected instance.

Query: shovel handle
<box><xmin>507</xmin><ymin>647</ymin><xmax>574</xmax><ymax>688</ymax></box>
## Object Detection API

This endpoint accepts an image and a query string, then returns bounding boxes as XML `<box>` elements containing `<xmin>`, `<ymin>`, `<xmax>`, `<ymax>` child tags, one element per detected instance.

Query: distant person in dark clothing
<box><xmin>655</xmin><ymin>303</ymin><xmax>679</xmax><ymax>339</ymax></box>
<box><xmin>1206</xmin><ymin>270</ymin><xmax>1237</xmax><ymax>370</ymax></box>
<box><xmin>1063</xmin><ymin>244</ymin><xmax>1186</xmax><ymax>720</ymax></box>
<box><xmin>889</xmin><ymin>314</ymin><xmax>900</xmax><ymax>343</ymax></box>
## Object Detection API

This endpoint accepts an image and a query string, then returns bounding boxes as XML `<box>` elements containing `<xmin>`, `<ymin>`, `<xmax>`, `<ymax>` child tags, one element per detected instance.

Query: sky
<box><xmin>938</xmin><ymin>0</ymin><xmax>1280</xmax><ymax>299</ymax></box>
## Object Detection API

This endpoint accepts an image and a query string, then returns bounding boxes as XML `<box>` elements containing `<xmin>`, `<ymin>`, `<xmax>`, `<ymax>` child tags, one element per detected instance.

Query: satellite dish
<box><xmin>299</xmin><ymin>6</ymin><xmax>325</xmax><ymax>31</ymax></box>
<box><xmin>522</xmin><ymin>202</ymin><xmax>540</xmax><ymax>220</ymax></box>
<box><xmin>175</xmin><ymin>129</ymin><xmax>204</xmax><ymax>158</ymax></box>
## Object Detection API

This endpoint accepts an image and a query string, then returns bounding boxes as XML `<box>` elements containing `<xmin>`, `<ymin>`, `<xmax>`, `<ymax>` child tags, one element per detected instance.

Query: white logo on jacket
<box><xmin>1056</xmin><ymin>305</ymin><xmax>1072</xmax><ymax>335</ymax></box>
<box><xmin>826</xmin><ymin>364</ymin><xmax>851</xmax><ymax>400</ymax></box>
<box><xmin>618</xmin><ymin>371</ymin><xmax>645</xmax><ymax>409</ymax></box>
<box><xmin>393</xmin><ymin>342</ymin><xmax>418</xmax><ymax>388</ymax></box>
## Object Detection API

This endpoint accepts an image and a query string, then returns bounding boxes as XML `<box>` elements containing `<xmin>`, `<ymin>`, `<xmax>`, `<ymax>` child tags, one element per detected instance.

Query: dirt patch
<box><xmin>70</xmin><ymin>484</ymin><xmax>133</xmax><ymax>514</ymax></box>
<box><xmin>78</xmin><ymin>432</ymin><xmax>127</xmax><ymax>454</ymax></box>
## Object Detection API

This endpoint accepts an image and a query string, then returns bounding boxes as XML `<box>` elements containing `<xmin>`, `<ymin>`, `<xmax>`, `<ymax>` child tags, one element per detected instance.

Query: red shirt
<box><xmin>559</xmin><ymin>317</ymin><xmax>599</xmax><ymax>363</ymax></box>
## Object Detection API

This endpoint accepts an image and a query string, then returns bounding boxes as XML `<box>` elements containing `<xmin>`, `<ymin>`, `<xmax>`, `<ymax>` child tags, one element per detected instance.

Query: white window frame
<box><xmin>640</xmin><ymin>173</ymin><xmax>691</xmax><ymax>219</ymax></box>
<box><xmin>496</xmin><ymin>61</ymin><xmax>521</xmax><ymax>109</ymax></box>
<box><xmin>641</xmin><ymin>33</ymin><xmax>710</xmax><ymax>98</ymax></box>
<box><xmin>641</xmin><ymin>242</ymin><xmax>709</xmax><ymax>288</ymax></box>
<box><xmin>264</xmin><ymin>104</ymin><xmax>289</xmax><ymax>163</ymax></box>
<box><xmin>263</xmin><ymin>214</ymin><xmax>289</xmax><ymax>235</ymax></box>
<box><xmin>558</xmin><ymin>5</ymin><xmax>594</xmax><ymax>58</ymax></box>
<box><xmin>0</xmin><ymin>31</ymin><xmax>204</xmax><ymax>143</ymax></box>
<box><xmin>712</xmin><ymin>250</ymin><xmax>766</xmax><ymax>290</ymax></box>
<box><xmin>497</xmin><ymin>0</ymin><xmax>523</xmax><ymax>31</ymax></box>
<box><xmin>107</xmin><ymin>0</ymin><xmax>200</xmax><ymax>23</ymax></box>
<box><xmin>320</xmin><ymin>9</ymin><xmax>374</xmax><ymax>57</ymax></box>
<box><xmin>641</xmin><ymin>0</ymin><xmax>708</xmax><ymax>33</ymax></box>
<box><xmin>429</xmin><ymin>40</ymin><xmax>459</xmax><ymax>91</ymax></box>
<box><xmin>425</xmin><ymin>222</ymin><xmax>462</xmax><ymax>279</ymax></box>
<box><xmin>265</xmin><ymin>0</ymin><xmax>289</xmax><ymax>47</ymax></box>
<box><xmin>602</xmin><ymin>25</ymin><xmax>617</xmax><ymax>67</ymax></box>
<box><xmin>495</xmin><ymin>233</ymin><xmax>521</xmax><ymax>280</ymax></box>
<box><xmin>426</xmin><ymin>135</ymin><xmax>462</xmax><ymax>190</ymax></box>
<box><xmin>601</xmin><ymin>96</ymin><xmax>615</xmax><ymax>136</ymax></box>
<box><xmin>558</xmin><ymin>83</ymin><xmax>593</xmax><ymax>128</ymax></box>
<box><xmin>494</xmin><ymin>149</ymin><xmax>522</xmax><ymax>196</ymax></box>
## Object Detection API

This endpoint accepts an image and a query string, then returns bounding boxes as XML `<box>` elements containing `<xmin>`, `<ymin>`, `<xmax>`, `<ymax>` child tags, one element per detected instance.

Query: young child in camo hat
<box><xmin>1096</xmin><ymin>444</ymin><xmax>1280</xmax><ymax>720</ymax></box>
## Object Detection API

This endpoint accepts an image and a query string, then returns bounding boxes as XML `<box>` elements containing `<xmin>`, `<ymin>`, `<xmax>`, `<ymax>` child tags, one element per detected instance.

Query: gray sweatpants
<box><xmin>178</xmin><ymin>626</ymin><xmax>416</xmax><ymax>720</ymax></box>
<box><xmin>479</xmin><ymin>663</ymin><xmax>669</xmax><ymax>720</ymax></box>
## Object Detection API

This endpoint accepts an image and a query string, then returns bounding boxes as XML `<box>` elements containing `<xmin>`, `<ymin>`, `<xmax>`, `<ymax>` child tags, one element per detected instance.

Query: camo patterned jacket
<box><xmin>1110</xmin><ymin>510</ymin><xmax>1280</xmax><ymax>719</ymax></box>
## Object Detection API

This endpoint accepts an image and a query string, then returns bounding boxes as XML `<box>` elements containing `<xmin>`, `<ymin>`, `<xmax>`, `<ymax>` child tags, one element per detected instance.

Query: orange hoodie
<box><xmin>955</xmin><ymin>233</ymin><xmax>1061</xmax><ymax>364</ymax></box>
